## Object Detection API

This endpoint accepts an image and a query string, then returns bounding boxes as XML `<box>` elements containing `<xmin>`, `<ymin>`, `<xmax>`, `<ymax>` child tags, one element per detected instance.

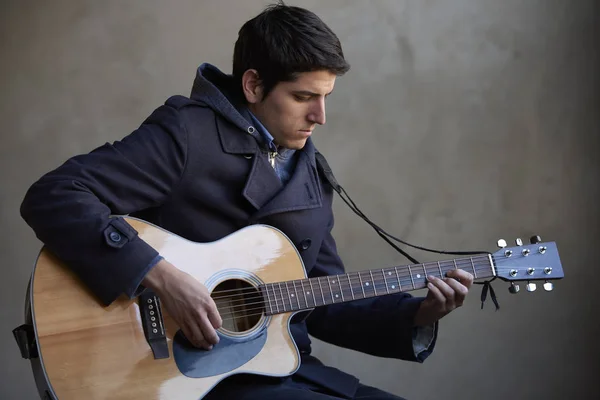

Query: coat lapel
<box><xmin>215</xmin><ymin>116</ymin><xmax>323</xmax><ymax>215</ymax></box>
<box><xmin>250</xmin><ymin>139</ymin><xmax>323</xmax><ymax>221</ymax></box>
<box><xmin>215</xmin><ymin>116</ymin><xmax>283</xmax><ymax>209</ymax></box>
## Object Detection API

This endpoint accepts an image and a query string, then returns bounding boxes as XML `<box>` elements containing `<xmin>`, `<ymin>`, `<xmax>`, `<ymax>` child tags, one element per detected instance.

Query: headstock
<box><xmin>492</xmin><ymin>235</ymin><xmax>564</xmax><ymax>293</ymax></box>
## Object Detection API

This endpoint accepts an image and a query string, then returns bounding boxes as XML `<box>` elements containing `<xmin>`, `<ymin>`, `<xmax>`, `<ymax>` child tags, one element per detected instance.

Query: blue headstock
<box><xmin>491</xmin><ymin>236</ymin><xmax>564</xmax><ymax>292</ymax></box>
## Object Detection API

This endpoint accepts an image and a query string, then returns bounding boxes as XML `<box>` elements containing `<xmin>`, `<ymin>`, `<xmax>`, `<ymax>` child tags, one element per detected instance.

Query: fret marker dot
<box><xmin>392</xmin><ymin>285</ymin><xmax>396</xmax><ymax>289</ymax></box>
<box><xmin>307</xmin><ymin>292</ymin><xmax>310</xmax><ymax>295</ymax></box>
<box><xmin>291</xmin><ymin>294</ymin><xmax>295</xmax><ymax>297</ymax></box>
<box><xmin>417</xmin><ymin>274</ymin><xmax>421</xmax><ymax>278</ymax></box>
<box><xmin>388</xmin><ymin>272</ymin><xmax>392</xmax><ymax>275</ymax></box>
<box><xmin>365</xmin><ymin>282</ymin><xmax>370</xmax><ymax>286</ymax></box>
<box><xmin>332</xmin><ymin>280</ymin><xmax>336</xmax><ymax>284</ymax></box>
<box><xmin>335</xmin><ymin>294</ymin><xmax>339</xmax><ymax>298</ymax></box>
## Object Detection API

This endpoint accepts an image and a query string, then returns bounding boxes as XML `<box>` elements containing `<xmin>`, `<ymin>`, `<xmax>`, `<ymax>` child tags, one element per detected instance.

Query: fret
<box><xmin>337</xmin><ymin>276</ymin><xmax>345</xmax><ymax>301</ymax></box>
<box><xmin>308</xmin><ymin>279</ymin><xmax>317</xmax><ymax>307</ymax></box>
<box><xmin>326</xmin><ymin>277</ymin><xmax>335</xmax><ymax>303</ymax></box>
<box><xmin>271</xmin><ymin>284</ymin><xmax>279</xmax><ymax>313</ymax></box>
<box><xmin>453</xmin><ymin>259</ymin><xmax>458</xmax><ymax>271</ymax></box>
<box><xmin>317</xmin><ymin>277</ymin><xmax>326</xmax><ymax>305</ymax></box>
<box><xmin>264</xmin><ymin>285</ymin><xmax>274</xmax><ymax>315</ymax></box>
<box><xmin>284</xmin><ymin>282</ymin><xmax>296</xmax><ymax>311</ymax></box>
<box><xmin>292</xmin><ymin>280</ymin><xmax>302</xmax><ymax>310</ymax></box>
<box><xmin>363</xmin><ymin>271</ymin><xmax>376</xmax><ymax>297</ymax></box>
<box><xmin>437</xmin><ymin>261</ymin><xmax>443</xmax><ymax>278</ymax></box>
<box><xmin>382</xmin><ymin>269</ymin><xmax>390</xmax><ymax>293</ymax></box>
<box><xmin>300</xmin><ymin>280</ymin><xmax>310</xmax><ymax>308</ymax></box>
<box><xmin>292</xmin><ymin>281</ymin><xmax>302</xmax><ymax>310</ymax></box>
<box><xmin>407</xmin><ymin>265</ymin><xmax>415</xmax><ymax>289</ymax></box>
<box><xmin>422</xmin><ymin>264</ymin><xmax>427</xmax><ymax>280</ymax></box>
<box><xmin>347</xmin><ymin>274</ymin><xmax>355</xmax><ymax>299</ymax></box>
<box><xmin>278</xmin><ymin>283</ymin><xmax>287</xmax><ymax>312</ymax></box>
<box><xmin>317</xmin><ymin>276</ymin><xmax>327</xmax><ymax>304</ymax></box>
<box><xmin>394</xmin><ymin>267</ymin><xmax>403</xmax><ymax>291</ymax></box>
<box><xmin>327</xmin><ymin>275</ymin><xmax>344</xmax><ymax>303</ymax></box>
<box><xmin>357</xmin><ymin>273</ymin><xmax>366</xmax><ymax>298</ymax></box>
<box><xmin>369</xmin><ymin>270</ymin><xmax>377</xmax><ymax>295</ymax></box>
<box><xmin>470</xmin><ymin>257</ymin><xmax>478</xmax><ymax>278</ymax></box>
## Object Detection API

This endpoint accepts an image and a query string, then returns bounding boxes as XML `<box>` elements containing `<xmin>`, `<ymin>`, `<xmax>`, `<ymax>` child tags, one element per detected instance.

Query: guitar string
<box><xmin>211</xmin><ymin>261</ymin><xmax>494</xmax><ymax>305</ymax></box>
<box><xmin>213</xmin><ymin>263</ymin><xmax>492</xmax><ymax>310</ymax></box>
<box><xmin>213</xmin><ymin>264</ymin><xmax>496</xmax><ymax>318</ymax></box>
<box><xmin>210</xmin><ymin>262</ymin><xmax>537</xmax><ymax>305</ymax></box>
<box><xmin>210</xmin><ymin>263</ymin><xmax>542</xmax><ymax>308</ymax></box>
<box><xmin>208</xmin><ymin>254</ymin><xmax>544</xmax><ymax>298</ymax></box>
<box><xmin>213</xmin><ymin>255</ymin><xmax>489</xmax><ymax>293</ymax></box>
<box><xmin>215</xmin><ymin>271</ymin><xmax>556</xmax><ymax>319</ymax></box>
<box><xmin>212</xmin><ymin>267</ymin><xmax>551</xmax><ymax>315</ymax></box>
<box><xmin>217</xmin><ymin>280</ymin><xmax>555</xmax><ymax>322</ymax></box>
<box><xmin>209</xmin><ymin>256</ymin><xmax>495</xmax><ymax>298</ymax></box>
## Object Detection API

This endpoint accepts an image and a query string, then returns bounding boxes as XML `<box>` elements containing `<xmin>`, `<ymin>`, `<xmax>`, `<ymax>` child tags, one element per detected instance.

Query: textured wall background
<box><xmin>1</xmin><ymin>1</ymin><xmax>598</xmax><ymax>399</ymax></box>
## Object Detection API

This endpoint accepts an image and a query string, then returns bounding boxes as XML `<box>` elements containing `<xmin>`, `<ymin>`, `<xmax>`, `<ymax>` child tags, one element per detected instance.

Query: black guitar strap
<box><xmin>315</xmin><ymin>150</ymin><xmax>498</xmax><ymax>310</ymax></box>
<box><xmin>315</xmin><ymin>150</ymin><xmax>420</xmax><ymax>264</ymax></box>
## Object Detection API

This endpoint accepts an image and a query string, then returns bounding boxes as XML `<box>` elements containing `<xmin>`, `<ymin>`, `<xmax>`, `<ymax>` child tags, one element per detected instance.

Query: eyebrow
<box><xmin>292</xmin><ymin>90</ymin><xmax>334</xmax><ymax>97</ymax></box>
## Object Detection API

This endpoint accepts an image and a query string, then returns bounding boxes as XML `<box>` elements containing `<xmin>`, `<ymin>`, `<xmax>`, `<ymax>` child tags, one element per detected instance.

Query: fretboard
<box><xmin>260</xmin><ymin>254</ymin><xmax>495</xmax><ymax>315</ymax></box>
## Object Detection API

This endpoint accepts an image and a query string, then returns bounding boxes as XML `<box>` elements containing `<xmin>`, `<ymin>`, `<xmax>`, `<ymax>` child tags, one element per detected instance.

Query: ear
<box><xmin>241</xmin><ymin>69</ymin><xmax>263</xmax><ymax>104</ymax></box>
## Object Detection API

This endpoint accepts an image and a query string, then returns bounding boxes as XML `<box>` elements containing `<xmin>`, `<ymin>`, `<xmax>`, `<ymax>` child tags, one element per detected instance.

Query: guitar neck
<box><xmin>260</xmin><ymin>254</ymin><xmax>495</xmax><ymax>315</ymax></box>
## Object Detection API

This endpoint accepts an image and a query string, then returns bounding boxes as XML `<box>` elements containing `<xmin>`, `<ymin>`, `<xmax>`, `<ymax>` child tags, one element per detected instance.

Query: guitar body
<box><xmin>30</xmin><ymin>217</ymin><xmax>306</xmax><ymax>399</ymax></box>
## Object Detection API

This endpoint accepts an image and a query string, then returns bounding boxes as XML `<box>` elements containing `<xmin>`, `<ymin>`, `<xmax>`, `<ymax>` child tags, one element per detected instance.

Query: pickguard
<box><xmin>172</xmin><ymin>329</ymin><xmax>267</xmax><ymax>378</ymax></box>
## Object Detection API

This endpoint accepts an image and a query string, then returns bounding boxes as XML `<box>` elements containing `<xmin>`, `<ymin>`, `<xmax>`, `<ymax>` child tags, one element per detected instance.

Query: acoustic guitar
<box><xmin>26</xmin><ymin>217</ymin><xmax>564</xmax><ymax>399</ymax></box>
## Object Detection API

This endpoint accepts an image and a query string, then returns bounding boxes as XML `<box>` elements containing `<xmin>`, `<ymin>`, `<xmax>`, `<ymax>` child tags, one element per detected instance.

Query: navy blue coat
<box><xmin>20</xmin><ymin>64</ymin><xmax>435</xmax><ymax>399</ymax></box>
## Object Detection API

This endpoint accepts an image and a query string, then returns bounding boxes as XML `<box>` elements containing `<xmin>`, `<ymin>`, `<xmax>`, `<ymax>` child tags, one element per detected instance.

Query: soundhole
<box><xmin>211</xmin><ymin>279</ymin><xmax>264</xmax><ymax>333</ymax></box>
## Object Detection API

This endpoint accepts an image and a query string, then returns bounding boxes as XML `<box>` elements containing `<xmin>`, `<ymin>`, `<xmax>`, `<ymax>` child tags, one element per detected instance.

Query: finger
<box><xmin>206</xmin><ymin>302</ymin><xmax>223</xmax><ymax>330</ymax></box>
<box><xmin>199</xmin><ymin>313</ymin><xmax>220</xmax><ymax>346</ymax></box>
<box><xmin>428</xmin><ymin>276</ymin><xmax>456</xmax><ymax>309</ymax></box>
<box><xmin>426</xmin><ymin>279</ymin><xmax>446</xmax><ymax>306</ymax></box>
<box><xmin>183</xmin><ymin>321</ymin><xmax>211</xmax><ymax>349</ymax></box>
<box><xmin>443</xmin><ymin>277</ymin><xmax>469</xmax><ymax>306</ymax></box>
<box><xmin>446</xmin><ymin>269</ymin><xmax>474</xmax><ymax>289</ymax></box>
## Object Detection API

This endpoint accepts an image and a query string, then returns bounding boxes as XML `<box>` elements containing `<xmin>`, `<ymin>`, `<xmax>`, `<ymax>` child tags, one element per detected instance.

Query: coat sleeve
<box><xmin>20</xmin><ymin>101</ymin><xmax>188</xmax><ymax>306</ymax></box>
<box><xmin>305</xmin><ymin>215</ymin><xmax>437</xmax><ymax>362</ymax></box>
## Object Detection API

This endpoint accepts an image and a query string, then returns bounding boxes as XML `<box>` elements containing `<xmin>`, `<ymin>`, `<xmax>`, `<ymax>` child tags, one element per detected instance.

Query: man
<box><xmin>20</xmin><ymin>3</ymin><xmax>473</xmax><ymax>399</ymax></box>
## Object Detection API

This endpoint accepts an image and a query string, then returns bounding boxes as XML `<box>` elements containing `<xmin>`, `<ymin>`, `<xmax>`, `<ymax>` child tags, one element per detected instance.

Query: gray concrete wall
<box><xmin>1</xmin><ymin>1</ymin><xmax>598</xmax><ymax>399</ymax></box>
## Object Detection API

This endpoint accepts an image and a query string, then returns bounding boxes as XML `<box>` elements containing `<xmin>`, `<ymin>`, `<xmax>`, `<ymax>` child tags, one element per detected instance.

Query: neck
<box><xmin>260</xmin><ymin>254</ymin><xmax>495</xmax><ymax>315</ymax></box>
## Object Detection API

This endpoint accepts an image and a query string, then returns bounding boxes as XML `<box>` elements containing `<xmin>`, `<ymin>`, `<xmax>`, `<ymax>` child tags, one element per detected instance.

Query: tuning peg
<box><xmin>515</xmin><ymin>238</ymin><xmax>523</xmax><ymax>246</ymax></box>
<box><xmin>543</xmin><ymin>281</ymin><xmax>554</xmax><ymax>291</ymax></box>
<box><xmin>509</xmin><ymin>282</ymin><xmax>520</xmax><ymax>294</ymax></box>
<box><xmin>526</xmin><ymin>282</ymin><xmax>537</xmax><ymax>292</ymax></box>
<box><xmin>530</xmin><ymin>235</ymin><xmax>542</xmax><ymax>244</ymax></box>
<box><xmin>497</xmin><ymin>239</ymin><xmax>507</xmax><ymax>248</ymax></box>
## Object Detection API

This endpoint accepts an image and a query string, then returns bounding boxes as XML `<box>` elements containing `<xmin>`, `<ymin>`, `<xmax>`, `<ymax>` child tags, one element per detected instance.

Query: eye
<box><xmin>294</xmin><ymin>95</ymin><xmax>311</xmax><ymax>102</ymax></box>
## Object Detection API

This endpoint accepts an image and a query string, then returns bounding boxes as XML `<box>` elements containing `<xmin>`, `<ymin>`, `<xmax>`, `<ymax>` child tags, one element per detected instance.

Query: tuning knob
<box><xmin>497</xmin><ymin>239</ymin><xmax>507</xmax><ymax>248</ymax></box>
<box><xmin>526</xmin><ymin>282</ymin><xmax>537</xmax><ymax>292</ymax></box>
<box><xmin>509</xmin><ymin>282</ymin><xmax>520</xmax><ymax>294</ymax></box>
<box><xmin>543</xmin><ymin>281</ymin><xmax>554</xmax><ymax>291</ymax></box>
<box><xmin>530</xmin><ymin>235</ymin><xmax>542</xmax><ymax>244</ymax></box>
<box><xmin>515</xmin><ymin>238</ymin><xmax>523</xmax><ymax>246</ymax></box>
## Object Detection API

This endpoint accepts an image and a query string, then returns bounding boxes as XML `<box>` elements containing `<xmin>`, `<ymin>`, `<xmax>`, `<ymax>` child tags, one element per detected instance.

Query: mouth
<box><xmin>297</xmin><ymin>130</ymin><xmax>312</xmax><ymax>138</ymax></box>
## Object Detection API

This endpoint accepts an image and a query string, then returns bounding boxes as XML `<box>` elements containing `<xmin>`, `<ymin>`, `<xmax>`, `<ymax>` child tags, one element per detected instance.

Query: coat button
<box><xmin>109</xmin><ymin>232</ymin><xmax>122</xmax><ymax>242</ymax></box>
<box><xmin>300</xmin><ymin>238</ymin><xmax>312</xmax><ymax>251</ymax></box>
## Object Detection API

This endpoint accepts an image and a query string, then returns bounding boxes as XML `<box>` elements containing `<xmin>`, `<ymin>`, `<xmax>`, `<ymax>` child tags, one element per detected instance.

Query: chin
<box><xmin>285</xmin><ymin>140</ymin><xmax>308</xmax><ymax>150</ymax></box>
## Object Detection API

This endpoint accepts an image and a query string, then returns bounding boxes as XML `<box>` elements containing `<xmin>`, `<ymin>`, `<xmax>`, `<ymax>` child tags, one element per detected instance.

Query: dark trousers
<box><xmin>204</xmin><ymin>373</ymin><xmax>407</xmax><ymax>400</ymax></box>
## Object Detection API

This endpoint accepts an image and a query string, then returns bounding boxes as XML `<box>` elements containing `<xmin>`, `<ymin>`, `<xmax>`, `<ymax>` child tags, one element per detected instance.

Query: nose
<box><xmin>307</xmin><ymin>98</ymin><xmax>326</xmax><ymax>125</ymax></box>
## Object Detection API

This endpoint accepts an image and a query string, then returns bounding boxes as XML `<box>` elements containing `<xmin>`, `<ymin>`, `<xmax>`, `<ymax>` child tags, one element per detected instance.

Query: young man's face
<box><xmin>247</xmin><ymin>70</ymin><xmax>336</xmax><ymax>150</ymax></box>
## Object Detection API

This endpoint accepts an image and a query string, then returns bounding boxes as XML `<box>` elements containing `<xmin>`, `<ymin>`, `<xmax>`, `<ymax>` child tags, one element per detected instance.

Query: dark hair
<box><xmin>232</xmin><ymin>2</ymin><xmax>350</xmax><ymax>99</ymax></box>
